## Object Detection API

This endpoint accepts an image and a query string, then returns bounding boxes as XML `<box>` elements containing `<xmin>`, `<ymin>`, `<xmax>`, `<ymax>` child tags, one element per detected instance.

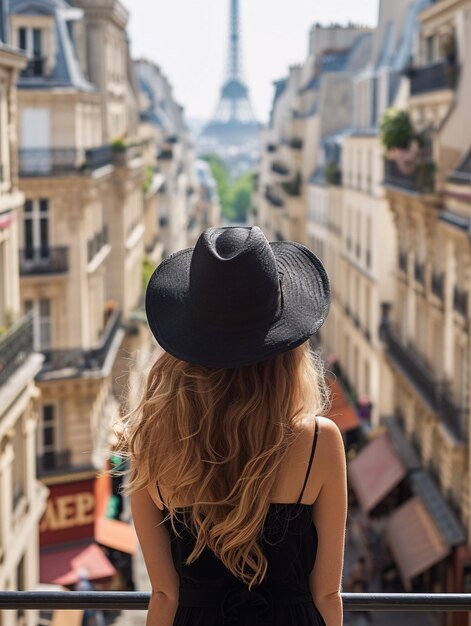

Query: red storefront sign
<box><xmin>40</xmin><ymin>478</ymin><xmax>97</xmax><ymax>547</ymax></box>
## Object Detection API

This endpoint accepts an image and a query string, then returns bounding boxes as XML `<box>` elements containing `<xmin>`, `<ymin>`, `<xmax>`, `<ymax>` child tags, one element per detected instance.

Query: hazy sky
<box><xmin>125</xmin><ymin>1</ymin><xmax>379</xmax><ymax>123</ymax></box>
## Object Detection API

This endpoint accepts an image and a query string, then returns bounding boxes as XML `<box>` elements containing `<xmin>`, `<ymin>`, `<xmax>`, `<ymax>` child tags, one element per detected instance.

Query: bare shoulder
<box><xmin>298</xmin><ymin>416</ymin><xmax>345</xmax><ymax>485</ymax></box>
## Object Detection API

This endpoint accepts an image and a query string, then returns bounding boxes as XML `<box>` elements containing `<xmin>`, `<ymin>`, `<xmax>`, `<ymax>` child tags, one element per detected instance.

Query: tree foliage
<box><xmin>202</xmin><ymin>154</ymin><xmax>254</xmax><ymax>223</ymax></box>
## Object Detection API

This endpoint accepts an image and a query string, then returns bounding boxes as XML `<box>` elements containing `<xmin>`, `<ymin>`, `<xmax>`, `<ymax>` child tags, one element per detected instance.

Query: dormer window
<box><xmin>18</xmin><ymin>27</ymin><xmax>44</xmax><ymax>77</ymax></box>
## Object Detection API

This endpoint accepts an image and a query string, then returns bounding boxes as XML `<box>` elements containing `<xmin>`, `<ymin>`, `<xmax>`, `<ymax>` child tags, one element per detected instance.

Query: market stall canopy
<box><xmin>95</xmin><ymin>517</ymin><xmax>138</xmax><ymax>554</ymax></box>
<box><xmin>385</xmin><ymin>496</ymin><xmax>450</xmax><ymax>589</ymax></box>
<box><xmin>40</xmin><ymin>542</ymin><xmax>116</xmax><ymax>586</ymax></box>
<box><xmin>348</xmin><ymin>433</ymin><xmax>407</xmax><ymax>513</ymax></box>
<box><xmin>326</xmin><ymin>378</ymin><xmax>360</xmax><ymax>432</ymax></box>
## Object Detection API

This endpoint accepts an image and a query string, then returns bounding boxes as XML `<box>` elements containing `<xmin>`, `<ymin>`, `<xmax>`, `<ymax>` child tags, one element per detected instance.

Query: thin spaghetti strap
<box><xmin>156</xmin><ymin>482</ymin><xmax>166</xmax><ymax>507</ymax></box>
<box><xmin>296</xmin><ymin>416</ymin><xmax>319</xmax><ymax>504</ymax></box>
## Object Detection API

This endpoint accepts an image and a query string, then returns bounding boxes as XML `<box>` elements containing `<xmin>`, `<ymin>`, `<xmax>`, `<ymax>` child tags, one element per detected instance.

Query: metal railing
<box><xmin>40</xmin><ymin>307</ymin><xmax>122</xmax><ymax>375</ymax></box>
<box><xmin>0</xmin><ymin>313</ymin><xmax>34</xmax><ymax>388</ymax></box>
<box><xmin>384</xmin><ymin>158</ymin><xmax>435</xmax><ymax>194</ymax></box>
<box><xmin>453</xmin><ymin>286</ymin><xmax>468</xmax><ymax>317</ymax></box>
<box><xmin>20</xmin><ymin>56</ymin><xmax>45</xmax><ymax>78</ymax></box>
<box><xmin>383</xmin><ymin>324</ymin><xmax>468</xmax><ymax>442</ymax></box>
<box><xmin>3</xmin><ymin>592</ymin><xmax>471</xmax><ymax>612</ymax></box>
<box><xmin>265</xmin><ymin>187</ymin><xmax>284</xmax><ymax>208</ymax></box>
<box><xmin>271</xmin><ymin>161</ymin><xmax>290</xmax><ymax>176</ymax></box>
<box><xmin>399</xmin><ymin>251</ymin><xmax>408</xmax><ymax>273</ymax></box>
<box><xmin>414</xmin><ymin>261</ymin><xmax>425</xmax><ymax>285</ymax></box>
<box><xmin>431</xmin><ymin>272</ymin><xmax>445</xmax><ymax>299</ymax></box>
<box><xmin>86</xmin><ymin>145</ymin><xmax>113</xmax><ymax>170</ymax></box>
<box><xmin>19</xmin><ymin>246</ymin><xmax>69</xmax><ymax>275</ymax></box>
<box><xmin>410</xmin><ymin>60</ymin><xmax>459</xmax><ymax>96</ymax></box>
<box><xmin>36</xmin><ymin>449</ymin><xmax>71</xmax><ymax>476</ymax></box>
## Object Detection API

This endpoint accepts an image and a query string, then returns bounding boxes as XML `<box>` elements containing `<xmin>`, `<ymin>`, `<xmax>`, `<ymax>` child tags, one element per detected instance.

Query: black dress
<box><xmin>157</xmin><ymin>416</ymin><xmax>326</xmax><ymax>626</ymax></box>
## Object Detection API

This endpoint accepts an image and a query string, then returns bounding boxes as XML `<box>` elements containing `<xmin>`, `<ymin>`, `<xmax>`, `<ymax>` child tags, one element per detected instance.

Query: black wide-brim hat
<box><xmin>145</xmin><ymin>227</ymin><xmax>330</xmax><ymax>368</ymax></box>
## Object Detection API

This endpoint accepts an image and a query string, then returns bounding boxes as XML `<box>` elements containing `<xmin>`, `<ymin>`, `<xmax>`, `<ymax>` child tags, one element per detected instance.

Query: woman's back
<box><xmin>122</xmin><ymin>227</ymin><xmax>346</xmax><ymax>626</ymax></box>
<box><xmin>152</xmin><ymin>416</ymin><xmax>328</xmax><ymax>626</ymax></box>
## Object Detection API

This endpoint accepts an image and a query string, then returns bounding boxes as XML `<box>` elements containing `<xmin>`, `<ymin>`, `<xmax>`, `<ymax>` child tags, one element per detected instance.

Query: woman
<box><xmin>115</xmin><ymin>227</ymin><xmax>347</xmax><ymax>626</ymax></box>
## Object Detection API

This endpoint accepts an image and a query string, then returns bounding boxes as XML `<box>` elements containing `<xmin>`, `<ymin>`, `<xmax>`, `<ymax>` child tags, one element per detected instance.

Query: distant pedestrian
<box><xmin>346</xmin><ymin>557</ymin><xmax>372</xmax><ymax>623</ymax></box>
<box><xmin>75</xmin><ymin>568</ymin><xmax>106</xmax><ymax>626</ymax></box>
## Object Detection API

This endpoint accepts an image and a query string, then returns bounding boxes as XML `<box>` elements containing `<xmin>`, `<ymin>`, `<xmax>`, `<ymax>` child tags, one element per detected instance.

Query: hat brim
<box><xmin>145</xmin><ymin>241</ymin><xmax>330</xmax><ymax>368</ymax></box>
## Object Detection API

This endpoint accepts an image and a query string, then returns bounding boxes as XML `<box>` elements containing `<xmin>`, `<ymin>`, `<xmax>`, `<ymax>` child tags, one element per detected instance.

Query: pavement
<box><xmin>109</xmin><ymin>501</ymin><xmax>440</xmax><ymax>626</ymax></box>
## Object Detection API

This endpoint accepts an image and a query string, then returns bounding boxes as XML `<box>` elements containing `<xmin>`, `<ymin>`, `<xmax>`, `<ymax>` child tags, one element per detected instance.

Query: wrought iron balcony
<box><xmin>19</xmin><ymin>247</ymin><xmax>69</xmax><ymax>275</ymax></box>
<box><xmin>431</xmin><ymin>272</ymin><xmax>445</xmax><ymax>299</ymax></box>
<box><xmin>382</xmin><ymin>324</ymin><xmax>442</xmax><ymax>410</ymax></box>
<box><xmin>19</xmin><ymin>148</ymin><xmax>85</xmax><ymax>176</ymax></box>
<box><xmin>409</xmin><ymin>60</ymin><xmax>459</xmax><ymax>96</ymax></box>
<box><xmin>453</xmin><ymin>286</ymin><xmax>468</xmax><ymax>317</ymax></box>
<box><xmin>281</xmin><ymin>173</ymin><xmax>302</xmax><ymax>196</ymax></box>
<box><xmin>414</xmin><ymin>261</ymin><xmax>425</xmax><ymax>285</ymax></box>
<box><xmin>265</xmin><ymin>186</ymin><xmax>284</xmax><ymax>208</ymax></box>
<box><xmin>399</xmin><ymin>251</ymin><xmax>408</xmax><ymax>273</ymax></box>
<box><xmin>19</xmin><ymin>147</ymin><xmax>114</xmax><ymax>176</ymax></box>
<box><xmin>158</xmin><ymin>148</ymin><xmax>173</xmax><ymax>160</ymax></box>
<box><xmin>36</xmin><ymin>449</ymin><xmax>71</xmax><ymax>476</ymax></box>
<box><xmin>271</xmin><ymin>161</ymin><xmax>290</xmax><ymax>176</ymax></box>
<box><xmin>40</xmin><ymin>308</ymin><xmax>122</xmax><ymax>376</ymax></box>
<box><xmin>20</xmin><ymin>56</ymin><xmax>45</xmax><ymax>78</ymax></box>
<box><xmin>85</xmin><ymin>145</ymin><xmax>113</xmax><ymax>170</ymax></box>
<box><xmin>441</xmin><ymin>386</ymin><xmax>468</xmax><ymax>442</ymax></box>
<box><xmin>383</xmin><ymin>324</ymin><xmax>468</xmax><ymax>441</ymax></box>
<box><xmin>88</xmin><ymin>226</ymin><xmax>109</xmax><ymax>263</ymax></box>
<box><xmin>384</xmin><ymin>158</ymin><xmax>435</xmax><ymax>194</ymax></box>
<box><xmin>112</xmin><ymin>142</ymin><xmax>143</xmax><ymax>166</ymax></box>
<box><xmin>266</xmin><ymin>143</ymin><xmax>277</xmax><ymax>153</ymax></box>
<box><xmin>0</xmin><ymin>313</ymin><xmax>34</xmax><ymax>388</ymax></box>
<box><xmin>3</xmin><ymin>591</ymin><xmax>471</xmax><ymax>613</ymax></box>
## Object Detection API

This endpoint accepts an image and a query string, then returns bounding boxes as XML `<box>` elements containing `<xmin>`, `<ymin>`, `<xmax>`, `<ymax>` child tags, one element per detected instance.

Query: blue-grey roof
<box><xmin>309</xmin><ymin>167</ymin><xmax>327</xmax><ymax>186</ymax></box>
<box><xmin>10</xmin><ymin>0</ymin><xmax>94</xmax><ymax>91</ymax></box>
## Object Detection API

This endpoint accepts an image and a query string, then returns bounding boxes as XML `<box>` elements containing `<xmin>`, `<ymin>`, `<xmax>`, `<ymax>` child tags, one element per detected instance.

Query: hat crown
<box><xmin>189</xmin><ymin>227</ymin><xmax>281</xmax><ymax>329</ymax></box>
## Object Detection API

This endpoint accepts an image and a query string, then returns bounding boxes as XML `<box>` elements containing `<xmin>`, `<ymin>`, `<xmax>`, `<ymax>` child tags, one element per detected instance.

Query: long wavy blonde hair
<box><xmin>112</xmin><ymin>341</ymin><xmax>328</xmax><ymax>588</ymax></box>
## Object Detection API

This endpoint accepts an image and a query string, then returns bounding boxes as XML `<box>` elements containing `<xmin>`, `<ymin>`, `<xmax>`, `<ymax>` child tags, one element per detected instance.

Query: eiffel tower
<box><xmin>202</xmin><ymin>0</ymin><xmax>260</xmax><ymax>148</ymax></box>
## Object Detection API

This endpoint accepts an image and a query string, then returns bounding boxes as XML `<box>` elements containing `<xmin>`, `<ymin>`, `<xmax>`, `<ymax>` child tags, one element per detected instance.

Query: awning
<box><xmin>348</xmin><ymin>433</ymin><xmax>407</xmax><ymax>513</ymax></box>
<box><xmin>326</xmin><ymin>378</ymin><xmax>360</xmax><ymax>432</ymax></box>
<box><xmin>385</xmin><ymin>496</ymin><xmax>450</xmax><ymax>589</ymax></box>
<box><xmin>95</xmin><ymin>517</ymin><xmax>138</xmax><ymax>554</ymax></box>
<box><xmin>40</xmin><ymin>542</ymin><xmax>116</xmax><ymax>586</ymax></box>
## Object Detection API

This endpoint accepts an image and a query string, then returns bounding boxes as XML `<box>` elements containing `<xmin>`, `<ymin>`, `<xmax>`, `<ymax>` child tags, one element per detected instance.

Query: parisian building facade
<box><xmin>0</xmin><ymin>0</ymin><xmax>220</xmax><ymax>622</ymax></box>
<box><xmin>255</xmin><ymin>0</ymin><xmax>471</xmax><ymax>608</ymax></box>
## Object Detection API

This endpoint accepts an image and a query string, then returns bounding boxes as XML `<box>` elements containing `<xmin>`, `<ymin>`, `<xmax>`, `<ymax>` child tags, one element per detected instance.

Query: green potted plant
<box><xmin>380</xmin><ymin>109</ymin><xmax>415</xmax><ymax>152</ymax></box>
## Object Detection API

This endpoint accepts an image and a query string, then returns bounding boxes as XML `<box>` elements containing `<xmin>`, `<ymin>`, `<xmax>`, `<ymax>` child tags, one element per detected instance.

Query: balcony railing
<box><xmin>399</xmin><ymin>251</ymin><xmax>408</xmax><ymax>273</ymax></box>
<box><xmin>453</xmin><ymin>286</ymin><xmax>468</xmax><ymax>317</ymax></box>
<box><xmin>383</xmin><ymin>324</ymin><xmax>468</xmax><ymax>441</ymax></box>
<box><xmin>382</xmin><ymin>324</ymin><xmax>442</xmax><ymax>409</ymax></box>
<box><xmin>85</xmin><ymin>145</ymin><xmax>113</xmax><ymax>170</ymax></box>
<box><xmin>36</xmin><ymin>449</ymin><xmax>71</xmax><ymax>476</ymax></box>
<box><xmin>158</xmin><ymin>148</ymin><xmax>173</xmax><ymax>160</ymax></box>
<box><xmin>0</xmin><ymin>313</ymin><xmax>34</xmax><ymax>388</ymax></box>
<box><xmin>88</xmin><ymin>226</ymin><xmax>108</xmax><ymax>263</ymax></box>
<box><xmin>431</xmin><ymin>272</ymin><xmax>445</xmax><ymax>299</ymax></box>
<box><xmin>265</xmin><ymin>187</ymin><xmax>284</xmax><ymax>208</ymax></box>
<box><xmin>40</xmin><ymin>307</ymin><xmax>122</xmax><ymax>375</ymax></box>
<box><xmin>271</xmin><ymin>161</ymin><xmax>290</xmax><ymax>176</ymax></box>
<box><xmin>266</xmin><ymin>143</ymin><xmax>277</xmax><ymax>153</ymax></box>
<box><xmin>20</xmin><ymin>56</ymin><xmax>45</xmax><ymax>78</ymax></box>
<box><xmin>19</xmin><ymin>247</ymin><xmax>69</xmax><ymax>275</ymax></box>
<box><xmin>414</xmin><ymin>261</ymin><xmax>425</xmax><ymax>285</ymax></box>
<box><xmin>3</xmin><ymin>592</ymin><xmax>471</xmax><ymax>612</ymax></box>
<box><xmin>441</xmin><ymin>386</ymin><xmax>468</xmax><ymax>442</ymax></box>
<box><xmin>384</xmin><ymin>158</ymin><xmax>435</xmax><ymax>194</ymax></box>
<box><xmin>409</xmin><ymin>60</ymin><xmax>459</xmax><ymax>96</ymax></box>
